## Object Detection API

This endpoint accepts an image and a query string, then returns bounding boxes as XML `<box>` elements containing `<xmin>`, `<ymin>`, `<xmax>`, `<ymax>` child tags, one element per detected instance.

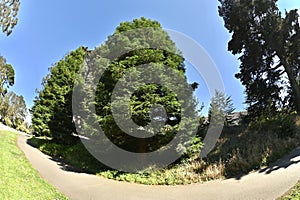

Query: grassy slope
<box><xmin>0</xmin><ymin>131</ymin><xmax>68</xmax><ymax>200</ymax></box>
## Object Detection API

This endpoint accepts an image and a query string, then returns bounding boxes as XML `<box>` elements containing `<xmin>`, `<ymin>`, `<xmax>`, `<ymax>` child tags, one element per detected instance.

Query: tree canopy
<box><xmin>0</xmin><ymin>91</ymin><xmax>27</xmax><ymax>130</ymax></box>
<box><xmin>0</xmin><ymin>55</ymin><xmax>27</xmax><ymax>131</ymax></box>
<box><xmin>32</xmin><ymin>17</ymin><xmax>200</xmax><ymax>161</ymax></box>
<box><xmin>0</xmin><ymin>0</ymin><xmax>20</xmax><ymax>36</ymax></box>
<box><xmin>208</xmin><ymin>90</ymin><xmax>235</xmax><ymax>127</ymax></box>
<box><xmin>74</xmin><ymin>17</ymin><xmax>199</xmax><ymax>154</ymax></box>
<box><xmin>0</xmin><ymin>55</ymin><xmax>14</xmax><ymax>96</ymax></box>
<box><xmin>30</xmin><ymin>47</ymin><xmax>88</xmax><ymax>143</ymax></box>
<box><xmin>218</xmin><ymin>0</ymin><xmax>300</xmax><ymax>118</ymax></box>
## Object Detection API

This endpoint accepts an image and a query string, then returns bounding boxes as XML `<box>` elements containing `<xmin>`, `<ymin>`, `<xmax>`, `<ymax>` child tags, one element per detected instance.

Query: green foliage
<box><xmin>207</xmin><ymin>115</ymin><xmax>300</xmax><ymax>177</ymax></box>
<box><xmin>29</xmin><ymin>113</ymin><xmax>300</xmax><ymax>185</ymax></box>
<box><xmin>28</xmin><ymin>137</ymin><xmax>106</xmax><ymax>173</ymax></box>
<box><xmin>0</xmin><ymin>0</ymin><xmax>20</xmax><ymax>36</ymax></box>
<box><xmin>77</xmin><ymin>17</ymin><xmax>199</xmax><ymax>154</ymax></box>
<box><xmin>98</xmin><ymin>165</ymin><xmax>202</xmax><ymax>185</ymax></box>
<box><xmin>31</xmin><ymin>46</ymin><xmax>88</xmax><ymax>143</ymax></box>
<box><xmin>32</xmin><ymin>18</ymin><xmax>201</xmax><ymax>176</ymax></box>
<box><xmin>182</xmin><ymin>136</ymin><xmax>203</xmax><ymax>160</ymax></box>
<box><xmin>115</xmin><ymin>17</ymin><xmax>162</xmax><ymax>34</ymax></box>
<box><xmin>0</xmin><ymin>131</ymin><xmax>67</xmax><ymax>199</ymax></box>
<box><xmin>0</xmin><ymin>91</ymin><xmax>28</xmax><ymax>131</ymax></box>
<box><xmin>249</xmin><ymin>112</ymin><xmax>297</xmax><ymax>138</ymax></box>
<box><xmin>16</xmin><ymin>122</ymin><xmax>30</xmax><ymax>133</ymax></box>
<box><xmin>28</xmin><ymin>136</ymin><xmax>207</xmax><ymax>185</ymax></box>
<box><xmin>281</xmin><ymin>181</ymin><xmax>300</xmax><ymax>200</ymax></box>
<box><xmin>31</xmin><ymin>17</ymin><xmax>200</xmax><ymax>156</ymax></box>
<box><xmin>208</xmin><ymin>90</ymin><xmax>235</xmax><ymax>127</ymax></box>
<box><xmin>0</xmin><ymin>55</ymin><xmax>14</xmax><ymax>96</ymax></box>
<box><xmin>218</xmin><ymin>0</ymin><xmax>300</xmax><ymax>118</ymax></box>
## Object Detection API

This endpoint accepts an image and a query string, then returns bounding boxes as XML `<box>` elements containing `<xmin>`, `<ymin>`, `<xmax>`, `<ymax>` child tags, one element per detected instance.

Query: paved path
<box><xmin>0</xmin><ymin>123</ymin><xmax>26</xmax><ymax>135</ymax></box>
<box><xmin>5</xmin><ymin>126</ymin><xmax>300</xmax><ymax>200</ymax></box>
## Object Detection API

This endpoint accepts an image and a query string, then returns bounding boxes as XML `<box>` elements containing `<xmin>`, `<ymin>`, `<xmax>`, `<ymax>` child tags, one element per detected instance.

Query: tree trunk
<box><xmin>138</xmin><ymin>138</ymin><xmax>146</xmax><ymax>166</ymax></box>
<box><xmin>281</xmin><ymin>58</ymin><xmax>300</xmax><ymax>113</ymax></box>
<box><xmin>139</xmin><ymin>138</ymin><xmax>146</xmax><ymax>153</ymax></box>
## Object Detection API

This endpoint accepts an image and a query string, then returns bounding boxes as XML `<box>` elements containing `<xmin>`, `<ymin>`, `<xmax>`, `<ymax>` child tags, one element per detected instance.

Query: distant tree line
<box><xmin>0</xmin><ymin>55</ymin><xmax>28</xmax><ymax>132</ymax></box>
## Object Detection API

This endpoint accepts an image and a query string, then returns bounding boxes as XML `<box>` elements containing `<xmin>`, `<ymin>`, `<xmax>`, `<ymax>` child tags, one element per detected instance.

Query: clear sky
<box><xmin>0</xmin><ymin>0</ymin><xmax>299</xmax><ymax>116</ymax></box>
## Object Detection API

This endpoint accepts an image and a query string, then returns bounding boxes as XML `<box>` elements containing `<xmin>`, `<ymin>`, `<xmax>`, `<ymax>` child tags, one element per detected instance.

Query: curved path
<box><xmin>9</xmin><ymin>129</ymin><xmax>300</xmax><ymax>200</ymax></box>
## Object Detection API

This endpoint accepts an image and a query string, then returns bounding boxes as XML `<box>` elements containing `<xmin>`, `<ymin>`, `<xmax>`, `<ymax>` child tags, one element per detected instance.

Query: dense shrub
<box><xmin>249</xmin><ymin>113</ymin><xmax>296</xmax><ymax>138</ymax></box>
<box><xmin>206</xmin><ymin>114</ymin><xmax>300</xmax><ymax>177</ymax></box>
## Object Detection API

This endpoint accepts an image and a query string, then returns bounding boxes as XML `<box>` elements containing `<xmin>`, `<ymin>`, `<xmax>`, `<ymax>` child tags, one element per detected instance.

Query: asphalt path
<box><xmin>3</xmin><ymin>125</ymin><xmax>300</xmax><ymax>200</ymax></box>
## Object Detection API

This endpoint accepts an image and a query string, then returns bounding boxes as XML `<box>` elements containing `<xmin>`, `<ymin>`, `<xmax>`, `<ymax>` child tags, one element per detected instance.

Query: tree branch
<box><xmin>271</xmin><ymin>62</ymin><xmax>283</xmax><ymax>70</ymax></box>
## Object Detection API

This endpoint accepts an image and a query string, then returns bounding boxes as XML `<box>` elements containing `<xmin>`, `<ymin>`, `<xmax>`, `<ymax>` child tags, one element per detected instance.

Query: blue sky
<box><xmin>0</xmin><ymin>0</ymin><xmax>299</xmax><ymax>115</ymax></box>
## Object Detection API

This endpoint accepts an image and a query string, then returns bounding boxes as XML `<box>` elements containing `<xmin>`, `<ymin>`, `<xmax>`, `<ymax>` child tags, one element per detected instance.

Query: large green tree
<box><xmin>0</xmin><ymin>55</ymin><xmax>14</xmax><ymax>96</ymax></box>
<box><xmin>31</xmin><ymin>47</ymin><xmax>87</xmax><ymax>143</ymax></box>
<box><xmin>75</xmin><ymin>17</ymin><xmax>199</xmax><ymax>154</ymax></box>
<box><xmin>0</xmin><ymin>55</ymin><xmax>16</xmax><ymax>126</ymax></box>
<box><xmin>0</xmin><ymin>91</ymin><xmax>27</xmax><ymax>129</ymax></box>
<box><xmin>208</xmin><ymin>90</ymin><xmax>235</xmax><ymax>127</ymax></box>
<box><xmin>218</xmin><ymin>0</ymin><xmax>300</xmax><ymax>118</ymax></box>
<box><xmin>0</xmin><ymin>0</ymin><xmax>20</xmax><ymax>36</ymax></box>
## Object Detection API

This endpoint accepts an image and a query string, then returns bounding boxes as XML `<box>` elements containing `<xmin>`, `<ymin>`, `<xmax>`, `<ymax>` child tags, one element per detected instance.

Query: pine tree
<box><xmin>31</xmin><ymin>47</ymin><xmax>87</xmax><ymax>143</ymax></box>
<box><xmin>75</xmin><ymin>17</ymin><xmax>199</xmax><ymax>154</ymax></box>
<box><xmin>218</xmin><ymin>0</ymin><xmax>300</xmax><ymax>118</ymax></box>
<box><xmin>208</xmin><ymin>90</ymin><xmax>235</xmax><ymax>127</ymax></box>
<box><xmin>0</xmin><ymin>91</ymin><xmax>27</xmax><ymax>130</ymax></box>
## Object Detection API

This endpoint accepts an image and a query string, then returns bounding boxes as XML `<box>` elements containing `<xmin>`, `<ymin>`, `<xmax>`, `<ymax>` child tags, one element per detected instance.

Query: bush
<box><xmin>27</xmin><ymin>113</ymin><xmax>300</xmax><ymax>185</ymax></box>
<box><xmin>182</xmin><ymin>136</ymin><xmax>203</xmax><ymax>160</ymax></box>
<box><xmin>16</xmin><ymin>124</ymin><xmax>30</xmax><ymax>133</ymax></box>
<box><xmin>27</xmin><ymin>136</ymin><xmax>218</xmax><ymax>185</ymax></box>
<box><xmin>27</xmin><ymin>137</ymin><xmax>107</xmax><ymax>173</ymax></box>
<box><xmin>249</xmin><ymin>113</ymin><xmax>296</xmax><ymax>138</ymax></box>
<box><xmin>206</xmin><ymin>114</ymin><xmax>300</xmax><ymax>177</ymax></box>
<box><xmin>281</xmin><ymin>181</ymin><xmax>300</xmax><ymax>199</ymax></box>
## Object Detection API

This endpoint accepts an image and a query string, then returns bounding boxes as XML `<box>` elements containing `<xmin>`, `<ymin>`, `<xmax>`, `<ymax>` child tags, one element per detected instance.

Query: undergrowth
<box><xmin>280</xmin><ymin>180</ymin><xmax>300</xmax><ymax>200</ymax></box>
<box><xmin>28</xmin><ymin>114</ymin><xmax>300</xmax><ymax>185</ymax></box>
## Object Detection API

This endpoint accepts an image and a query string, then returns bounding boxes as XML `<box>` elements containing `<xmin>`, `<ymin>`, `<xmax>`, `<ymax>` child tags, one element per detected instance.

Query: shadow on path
<box><xmin>25</xmin><ymin>139</ymin><xmax>98</xmax><ymax>174</ymax></box>
<box><xmin>259</xmin><ymin>147</ymin><xmax>300</xmax><ymax>175</ymax></box>
<box><xmin>49</xmin><ymin>157</ymin><xmax>88</xmax><ymax>173</ymax></box>
<box><xmin>25</xmin><ymin>136</ymin><xmax>111</xmax><ymax>175</ymax></box>
<box><xmin>15</xmin><ymin>132</ymin><xmax>300</xmax><ymax>200</ymax></box>
<box><xmin>223</xmin><ymin>147</ymin><xmax>300</xmax><ymax>181</ymax></box>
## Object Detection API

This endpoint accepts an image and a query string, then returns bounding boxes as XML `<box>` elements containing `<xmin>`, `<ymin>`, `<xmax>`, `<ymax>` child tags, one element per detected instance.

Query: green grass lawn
<box><xmin>0</xmin><ymin>131</ymin><xmax>68</xmax><ymax>200</ymax></box>
<box><xmin>281</xmin><ymin>181</ymin><xmax>300</xmax><ymax>200</ymax></box>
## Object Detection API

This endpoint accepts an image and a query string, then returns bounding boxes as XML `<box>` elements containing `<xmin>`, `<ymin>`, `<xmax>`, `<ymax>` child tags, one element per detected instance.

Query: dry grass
<box><xmin>27</xmin><ymin>115</ymin><xmax>300</xmax><ymax>185</ymax></box>
<box><xmin>204</xmin><ymin>116</ymin><xmax>300</xmax><ymax>178</ymax></box>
